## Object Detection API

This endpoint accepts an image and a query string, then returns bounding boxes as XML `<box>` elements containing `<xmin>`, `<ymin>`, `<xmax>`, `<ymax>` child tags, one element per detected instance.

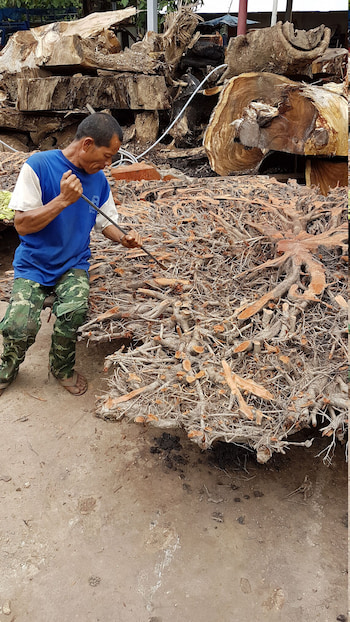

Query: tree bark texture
<box><xmin>17</xmin><ymin>75</ymin><xmax>170</xmax><ymax>112</ymax></box>
<box><xmin>311</xmin><ymin>48</ymin><xmax>348</xmax><ymax>82</ymax></box>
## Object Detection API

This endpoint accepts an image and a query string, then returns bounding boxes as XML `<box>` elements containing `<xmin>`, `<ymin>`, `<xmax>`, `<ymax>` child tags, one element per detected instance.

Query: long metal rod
<box><xmin>81</xmin><ymin>193</ymin><xmax>167</xmax><ymax>270</ymax></box>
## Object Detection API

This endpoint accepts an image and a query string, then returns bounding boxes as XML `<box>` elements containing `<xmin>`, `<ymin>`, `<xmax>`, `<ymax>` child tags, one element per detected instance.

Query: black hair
<box><xmin>75</xmin><ymin>112</ymin><xmax>123</xmax><ymax>146</ymax></box>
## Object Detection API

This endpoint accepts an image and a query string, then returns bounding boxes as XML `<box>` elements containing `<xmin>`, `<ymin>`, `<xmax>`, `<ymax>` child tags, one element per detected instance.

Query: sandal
<box><xmin>56</xmin><ymin>371</ymin><xmax>88</xmax><ymax>396</ymax></box>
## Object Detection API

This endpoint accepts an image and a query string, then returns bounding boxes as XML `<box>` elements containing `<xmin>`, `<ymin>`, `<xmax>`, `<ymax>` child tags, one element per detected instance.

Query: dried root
<box><xmin>83</xmin><ymin>175</ymin><xmax>347</xmax><ymax>463</ymax></box>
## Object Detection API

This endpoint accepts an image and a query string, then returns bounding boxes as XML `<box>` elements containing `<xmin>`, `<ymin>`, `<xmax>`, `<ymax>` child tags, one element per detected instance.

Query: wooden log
<box><xmin>0</xmin><ymin>133</ymin><xmax>29</xmax><ymax>152</ymax></box>
<box><xmin>203</xmin><ymin>72</ymin><xmax>347</xmax><ymax>176</ymax></box>
<box><xmin>305</xmin><ymin>159</ymin><xmax>348</xmax><ymax>196</ymax></box>
<box><xmin>222</xmin><ymin>21</ymin><xmax>331</xmax><ymax>81</ymax></box>
<box><xmin>94</xmin><ymin>47</ymin><xmax>166</xmax><ymax>75</ymax></box>
<box><xmin>0</xmin><ymin>8</ymin><xmax>199</xmax><ymax>77</ymax></box>
<box><xmin>0</xmin><ymin>9</ymin><xmax>136</xmax><ymax>73</ymax></box>
<box><xmin>0</xmin><ymin>105</ymin><xmax>80</xmax><ymax>135</ymax></box>
<box><xmin>157</xmin><ymin>146</ymin><xmax>206</xmax><ymax>160</ymax></box>
<box><xmin>0</xmin><ymin>68</ymin><xmax>51</xmax><ymax>104</ymax></box>
<box><xmin>134</xmin><ymin>111</ymin><xmax>159</xmax><ymax>144</ymax></box>
<box><xmin>104</xmin><ymin>9</ymin><xmax>202</xmax><ymax>78</ymax></box>
<box><xmin>17</xmin><ymin>74</ymin><xmax>171</xmax><ymax>112</ymax></box>
<box><xmin>311</xmin><ymin>48</ymin><xmax>348</xmax><ymax>82</ymax></box>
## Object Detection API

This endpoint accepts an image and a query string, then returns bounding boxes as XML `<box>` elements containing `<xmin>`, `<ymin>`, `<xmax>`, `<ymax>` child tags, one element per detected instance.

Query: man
<box><xmin>0</xmin><ymin>112</ymin><xmax>141</xmax><ymax>397</ymax></box>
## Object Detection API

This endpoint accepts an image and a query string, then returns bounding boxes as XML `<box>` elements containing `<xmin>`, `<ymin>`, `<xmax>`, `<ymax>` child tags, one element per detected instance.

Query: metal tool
<box><xmin>81</xmin><ymin>193</ymin><xmax>167</xmax><ymax>270</ymax></box>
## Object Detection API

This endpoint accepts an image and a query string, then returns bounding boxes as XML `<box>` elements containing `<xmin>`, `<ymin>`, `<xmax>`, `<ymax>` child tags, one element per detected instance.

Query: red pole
<box><xmin>237</xmin><ymin>0</ymin><xmax>248</xmax><ymax>35</ymax></box>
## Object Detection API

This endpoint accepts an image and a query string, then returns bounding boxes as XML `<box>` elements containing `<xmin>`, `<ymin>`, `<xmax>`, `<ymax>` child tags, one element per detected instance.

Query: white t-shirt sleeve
<box><xmin>94</xmin><ymin>190</ymin><xmax>119</xmax><ymax>233</ymax></box>
<box><xmin>8</xmin><ymin>163</ymin><xmax>43</xmax><ymax>211</ymax></box>
<box><xmin>9</xmin><ymin>163</ymin><xmax>118</xmax><ymax>233</ymax></box>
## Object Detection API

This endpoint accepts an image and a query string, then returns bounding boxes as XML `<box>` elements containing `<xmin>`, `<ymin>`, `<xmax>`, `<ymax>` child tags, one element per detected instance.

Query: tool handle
<box><xmin>81</xmin><ymin>194</ymin><xmax>127</xmax><ymax>235</ymax></box>
<box><xmin>81</xmin><ymin>193</ymin><xmax>167</xmax><ymax>270</ymax></box>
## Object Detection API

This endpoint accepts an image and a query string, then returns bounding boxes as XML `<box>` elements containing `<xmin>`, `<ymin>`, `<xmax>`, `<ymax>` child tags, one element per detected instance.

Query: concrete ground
<box><xmin>0</xmin><ymin>299</ymin><xmax>348</xmax><ymax>622</ymax></box>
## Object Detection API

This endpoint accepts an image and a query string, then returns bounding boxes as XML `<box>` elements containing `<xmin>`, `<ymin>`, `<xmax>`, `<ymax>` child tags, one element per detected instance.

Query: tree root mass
<box><xmin>0</xmin><ymin>152</ymin><xmax>347</xmax><ymax>464</ymax></box>
<box><xmin>84</xmin><ymin>174</ymin><xmax>347</xmax><ymax>464</ymax></box>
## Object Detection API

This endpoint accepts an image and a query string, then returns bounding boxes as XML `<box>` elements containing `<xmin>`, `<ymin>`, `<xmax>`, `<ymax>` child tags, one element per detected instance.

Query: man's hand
<box><xmin>15</xmin><ymin>170</ymin><xmax>84</xmax><ymax>236</ymax></box>
<box><xmin>119</xmin><ymin>229</ymin><xmax>142</xmax><ymax>248</ymax></box>
<box><xmin>60</xmin><ymin>170</ymin><xmax>83</xmax><ymax>206</ymax></box>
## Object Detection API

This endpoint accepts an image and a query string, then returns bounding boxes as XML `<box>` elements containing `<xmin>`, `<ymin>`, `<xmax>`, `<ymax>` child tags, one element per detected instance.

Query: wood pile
<box><xmin>77</xmin><ymin>173</ymin><xmax>346</xmax><ymax>464</ymax></box>
<box><xmin>0</xmin><ymin>9</ymin><xmax>345</xmax><ymax>172</ymax></box>
<box><xmin>201</xmin><ymin>22</ymin><xmax>348</xmax><ymax>193</ymax></box>
<box><xmin>0</xmin><ymin>8</ymin><xmax>202</xmax><ymax>151</ymax></box>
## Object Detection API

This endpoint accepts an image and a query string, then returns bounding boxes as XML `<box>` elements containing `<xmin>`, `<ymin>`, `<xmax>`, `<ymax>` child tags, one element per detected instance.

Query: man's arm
<box><xmin>14</xmin><ymin>170</ymin><xmax>83</xmax><ymax>236</ymax></box>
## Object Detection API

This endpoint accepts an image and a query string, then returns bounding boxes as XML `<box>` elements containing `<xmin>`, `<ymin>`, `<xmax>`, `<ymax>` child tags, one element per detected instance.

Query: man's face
<box><xmin>80</xmin><ymin>134</ymin><xmax>121</xmax><ymax>174</ymax></box>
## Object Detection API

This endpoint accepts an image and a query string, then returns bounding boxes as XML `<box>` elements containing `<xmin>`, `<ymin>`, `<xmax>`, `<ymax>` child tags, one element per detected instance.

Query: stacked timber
<box><xmin>0</xmin><ymin>8</ymin><xmax>202</xmax><ymax>151</ymax></box>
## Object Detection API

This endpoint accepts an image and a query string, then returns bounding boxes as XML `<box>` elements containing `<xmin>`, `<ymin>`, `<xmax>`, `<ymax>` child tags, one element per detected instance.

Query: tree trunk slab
<box><xmin>17</xmin><ymin>75</ymin><xmax>171</xmax><ymax>112</ymax></box>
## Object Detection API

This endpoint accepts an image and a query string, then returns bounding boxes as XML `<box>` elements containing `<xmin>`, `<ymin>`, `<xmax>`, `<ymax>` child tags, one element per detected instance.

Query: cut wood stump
<box><xmin>203</xmin><ymin>72</ymin><xmax>347</xmax><ymax>176</ymax></box>
<box><xmin>305</xmin><ymin>158</ymin><xmax>348</xmax><ymax>196</ymax></box>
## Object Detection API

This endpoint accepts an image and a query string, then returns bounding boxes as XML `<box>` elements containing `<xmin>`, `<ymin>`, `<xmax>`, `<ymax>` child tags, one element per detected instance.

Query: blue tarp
<box><xmin>204</xmin><ymin>14</ymin><xmax>259</xmax><ymax>27</ymax></box>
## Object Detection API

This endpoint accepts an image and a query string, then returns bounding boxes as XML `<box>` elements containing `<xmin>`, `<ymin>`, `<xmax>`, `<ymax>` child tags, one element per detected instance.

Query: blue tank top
<box><xmin>13</xmin><ymin>150</ymin><xmax>110</xmax><ymax>287</ymax></box>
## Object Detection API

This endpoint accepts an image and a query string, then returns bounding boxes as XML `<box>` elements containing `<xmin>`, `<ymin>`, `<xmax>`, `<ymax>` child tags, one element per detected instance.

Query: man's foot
<box><xmin>56</xmin><ymin>371</ymin><xmax>88</xmax><ymax>396</ymax></box>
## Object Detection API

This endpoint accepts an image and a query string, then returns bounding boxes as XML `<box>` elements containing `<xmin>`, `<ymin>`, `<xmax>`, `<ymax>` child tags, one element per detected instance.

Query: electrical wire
<box><xmin>134</xmin><ymin>63</ymin><xmax>227</xmax><ymax>161</ymax></box>
<box><xmin>0</xmin><ymin>139</ymin><xmax>18</xmax><ymax>152</ymax></box>
<box><xmin>2</xmin><ymin>64</ymin><xmax>228</xmax><ymax>164</ymax></box>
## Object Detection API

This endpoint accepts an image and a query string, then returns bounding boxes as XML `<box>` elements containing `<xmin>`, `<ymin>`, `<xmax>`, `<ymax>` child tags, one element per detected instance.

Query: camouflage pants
<box><xmin>0</xmin><ymin>269</ymin><xmax>89</xmax><ymax>385</ymax></box>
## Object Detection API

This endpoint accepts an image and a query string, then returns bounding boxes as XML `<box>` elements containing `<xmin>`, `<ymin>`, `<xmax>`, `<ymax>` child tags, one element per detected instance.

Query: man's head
<box><xmin>73</xmin><ymin>113</ymin><xmax>123</xmax><ymax>174</ymax></box>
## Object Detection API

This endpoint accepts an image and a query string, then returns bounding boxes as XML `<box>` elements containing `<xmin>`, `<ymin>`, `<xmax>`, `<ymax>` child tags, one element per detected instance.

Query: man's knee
<box><xmin>0</xmin><ymin>280</ymin><xmax>44</xmax><ymax>342</ymax></box>
<box><xmin>53</xmin><ymin>304</ymin><xmax>88</xmax><ymax>341</ymax></box>
<box><xmin>66</xmin><ymin>305</ymin><xmax>89</xmax><ymax>331</ymax></box>
<box><xmin>52</xmin><ymin>269</ymin><xmax>89</xmax><ymax>335</ymax></box>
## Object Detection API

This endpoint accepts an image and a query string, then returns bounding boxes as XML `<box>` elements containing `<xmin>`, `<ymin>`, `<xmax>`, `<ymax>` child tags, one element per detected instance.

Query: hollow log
<box><xmin>203</xmin><ymin>72</ymin><xmax>347</xmax><ymax>176</ymax></box>
<box><xmin>17</xmin><ymin>75</ymin><xmax>170</xmax><ymax>112</ymax></box>
<box><xmin>221</xmin><ymin>22</ymin><xmax>331</xmax><ymax>81</ymax></box>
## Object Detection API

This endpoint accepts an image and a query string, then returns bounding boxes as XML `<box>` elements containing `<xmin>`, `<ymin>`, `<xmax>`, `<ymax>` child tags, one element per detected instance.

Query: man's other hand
<box><xmin>120</xmin><ymin>229</ymin><xmax>142</xmax><ymax>248</ymax></box>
